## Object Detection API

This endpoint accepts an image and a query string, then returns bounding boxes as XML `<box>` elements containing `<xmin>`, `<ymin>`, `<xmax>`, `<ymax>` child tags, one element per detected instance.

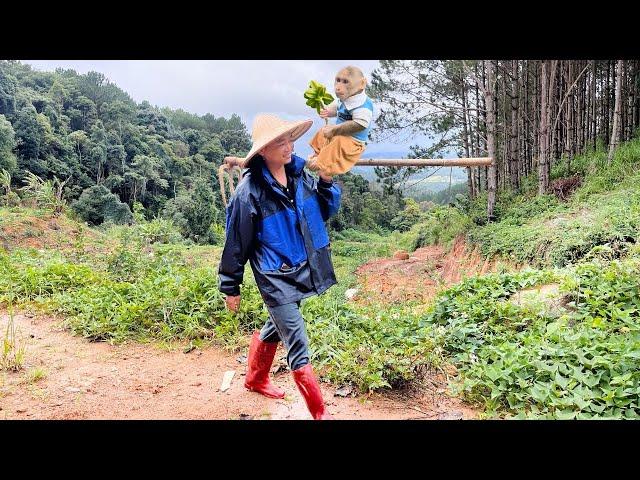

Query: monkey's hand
<box><xmin>319</xmin><ymin>108</ymin><xmax>336</xmax><ymax>119</ymax></box>
<box><xmin>322</xmin><ymin>125</ymin><xmax>337</xmax><ymax>139</ymax></box>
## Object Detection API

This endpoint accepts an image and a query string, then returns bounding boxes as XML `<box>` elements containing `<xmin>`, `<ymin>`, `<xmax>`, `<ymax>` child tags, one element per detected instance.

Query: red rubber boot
<box><xmin>244</xmin><ymin>331</ymin><xmax>285</xmax><ymax>399</ymax></box>
<box><xmin>292</xmin><ymin>364</ymin><xmax>332</xmax><ymax>420</ymax></box>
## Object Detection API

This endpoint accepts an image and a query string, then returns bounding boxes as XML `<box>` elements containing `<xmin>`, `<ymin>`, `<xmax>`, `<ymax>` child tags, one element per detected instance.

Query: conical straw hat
<box><xmin>242</xmin><ymin>114</ymin><xmax>313</xmax><ymax>168</ymax></box>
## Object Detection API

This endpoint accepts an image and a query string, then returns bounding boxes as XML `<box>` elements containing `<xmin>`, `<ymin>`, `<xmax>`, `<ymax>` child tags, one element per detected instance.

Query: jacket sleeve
<box><xmin>315</xmin><ymin>177</ymin><xmax>341</xmax><ymax>221</ymax></box>
<box><xmin>218</xmin><ymin>192</ymin><xmax>257</xmax><ymax>296</ymax></box>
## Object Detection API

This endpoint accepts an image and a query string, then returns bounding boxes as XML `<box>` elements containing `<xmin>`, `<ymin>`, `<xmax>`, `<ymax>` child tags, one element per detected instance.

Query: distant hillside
<box><xmin>353</xmin><ymin>152</ymin><xmax>468</xmax><ymax>197</ymax></box>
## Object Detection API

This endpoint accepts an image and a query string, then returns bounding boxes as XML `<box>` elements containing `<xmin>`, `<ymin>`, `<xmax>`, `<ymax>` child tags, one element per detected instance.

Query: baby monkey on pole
<box><xmin>307</xmin><ymin>66</ymin><xmax>374</xmax><ymax>177</ymax></box>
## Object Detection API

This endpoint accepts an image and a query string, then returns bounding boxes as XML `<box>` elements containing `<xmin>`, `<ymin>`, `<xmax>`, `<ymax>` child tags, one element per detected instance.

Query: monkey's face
<box><xmin>334</xmin><ymin>69</ymin><xmax>366</xmax><ymax>101</ymax></box>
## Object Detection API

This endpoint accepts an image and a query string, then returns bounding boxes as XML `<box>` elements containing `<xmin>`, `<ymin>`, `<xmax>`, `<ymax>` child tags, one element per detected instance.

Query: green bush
<box><xmin>408</xmin><ymin>205</ymin><xmax>472</xmax><ymax>251</ymax></box>
<box><xmin>72</xmin><ymin>185</ymin><xmax>133</xmax><ymax>226</ymax></box>
<box><xmin>422</xmin><ymin>257</ymin><xmax>640</xmax><ymax>419</ymax></box>
<box><xmin>303</xmin><ymin>296</ymin><xmax>441</xmax><ymax>392</ymax></box>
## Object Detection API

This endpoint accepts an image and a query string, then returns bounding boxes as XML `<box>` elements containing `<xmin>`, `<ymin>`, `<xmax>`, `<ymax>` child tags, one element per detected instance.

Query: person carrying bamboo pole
<box><xmin>218</xmin><ymin>113</ymin><xmax>340</xmax><ymax>420</ymax></box>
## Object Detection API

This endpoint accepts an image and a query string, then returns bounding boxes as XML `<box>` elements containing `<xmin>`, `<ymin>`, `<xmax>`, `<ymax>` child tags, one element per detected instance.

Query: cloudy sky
<box><xmin>24</xmin><ymin>60</ymin><xmax>426</xmax><ymax>159</ymax></box>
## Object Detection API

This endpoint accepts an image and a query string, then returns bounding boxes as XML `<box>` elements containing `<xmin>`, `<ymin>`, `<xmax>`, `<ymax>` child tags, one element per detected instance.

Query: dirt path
<box><xmin>0</xmin><ymin>310</ymin><xmax>477</xmax><ymax>420</ymax></box>
<box><xmin>354</xmin><ymin>237</ymin><xmax>509</xmax><ymax>305</ymax></box>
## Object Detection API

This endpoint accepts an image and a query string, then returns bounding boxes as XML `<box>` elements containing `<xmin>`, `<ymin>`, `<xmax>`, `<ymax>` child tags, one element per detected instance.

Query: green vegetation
<box><xmin>408</xmin><ymin>204</ymin><xmax>473</xmax><ymax>250</ymax></box>
<box><xmin>2</xmin><ymin>309</ymin><xmax>25</xmax><ymax>372</ymax></box>
<box><xmin>2</xmin><ymin>145</ymin><xmax>640</xmax><ymax>416</ymax></box>
<box><xmin>468</xmin><ymin>139</ymin><xmax>640</xmax><ymax>267</ymax></box>
<box><xmin>24</xmin><ymin>367</ymin><xmax>47</xmax><ymax>383</ymax></box>
<box><xmin>422</xmin><ymin>257</ymin><xmax>640</xmax><ymax>419</ymax></box>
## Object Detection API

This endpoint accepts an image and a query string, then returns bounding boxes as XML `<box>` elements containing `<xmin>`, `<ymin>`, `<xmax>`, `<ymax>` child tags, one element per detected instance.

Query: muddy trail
<box><xmin>0</xmin><ymin>310</ymin><xmax>478</xmax><ymax>420</ymax></box>
<box><xmin>353</xmin><ymin>236</ymin><xmax>509</xmax><ymax>305</ymax></box>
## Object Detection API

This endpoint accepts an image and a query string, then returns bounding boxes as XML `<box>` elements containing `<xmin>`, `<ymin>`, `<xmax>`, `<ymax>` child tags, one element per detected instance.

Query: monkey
<box><xmin>307</xmin><ymin>66</ymin><xmax>374</xmax><ymax>177</ymax></box>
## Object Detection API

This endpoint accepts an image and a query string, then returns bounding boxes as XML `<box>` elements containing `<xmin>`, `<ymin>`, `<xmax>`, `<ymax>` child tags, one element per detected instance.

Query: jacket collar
<box><xmin>259</xmin><ymin>154</ymin><xmax>305</xmax><ymax>187</ymax></box>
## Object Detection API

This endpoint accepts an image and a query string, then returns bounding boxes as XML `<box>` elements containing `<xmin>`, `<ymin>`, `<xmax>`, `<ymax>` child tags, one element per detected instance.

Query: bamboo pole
<box><xmin>223</xmin><ymin>156</ymin><xmax>493</xmax><ymax>168</ymax></box>
<box><xmin>355</xmin><ymin>157</ymin><xmax>493</xmax><ymax>167</ymax></box>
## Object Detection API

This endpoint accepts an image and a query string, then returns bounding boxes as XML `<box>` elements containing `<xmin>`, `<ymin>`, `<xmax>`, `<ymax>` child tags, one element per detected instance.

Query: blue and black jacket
<box><xmin>218</xmin><ymin>154</ymin><xmax>341</xmax><ymax>307</ymax></box>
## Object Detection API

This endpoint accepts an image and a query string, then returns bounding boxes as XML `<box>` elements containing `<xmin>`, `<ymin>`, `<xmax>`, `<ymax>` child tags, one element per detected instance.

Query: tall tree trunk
<box><xmin>622</xmin><ymin>60</ymin><xmax>629</xmax><ymax>141</ymax></box>
<box><xmin>608</xmin><ymin>59</ymin><xmax>625</xmax><ymax>164</ymax></box>
<box><xmin>460</xmin><ymin>70</ymin><xmax>475</xmax><ymax>198</ymax></box>
<box><xmin>625</xmin><ymin>61</ymin><xmax>633</xmax><ymax>141</ymax></box>
<box><xmin>599</xmin><ymin>62</ymin><xmax>604</xmax><ymax>148</ymax></box>
<box><xmin>482</xmin><ymin>60</ymin><xmax>488</xmax><ymax>192</ymax></box>
<box><xmin>553</xmin><ymin>61</ymin><xmax>562</xmax><ymax>163</ymax></box>
<box><xmin>524</xmin><ymin>60</ymin><xmax>538</xmax><ymax>175</ymax></box>
<box><xmin>631</xmin><ymin>60</ymin><xmax>640</xmax><ymax>135</ymax></box>
<box><xmin>522</xmin><ymin>61</ymin><xmax>528</xmax><ymax>175</ymax></box>
<box><xmin>539</xmin><ymin>60</ymin><xmax>550</xmax><ymax>194</ymax></box>
<box><xmin>501</xmin><ymin>70</ymin><xmax>508</xmax><ymax>190</ymax></box>
<box><xmin>531</xmin><ymin>62</ymin><xmax>542</xmax><ymax>171</ymax></box>
<box><xmin>485</xmin><ymin>60</ymin><xmax>498</xmax><ymax>220</ymax></box>
<box><xmin>632</xmin><ymin>60</ymin><xmax>640</xmax><ymax>134</ymax></box>
<box><xmin>591</xmin><ymin>60</ymin><xmax>597</xmax><ymax>151</ymax></box>
<box><xmin>474</xmin><ymin>62</ymin><xmax>482</xmax><ymax>194</ymax></box>
<box><xmin>577</xmin><ymin>64</ymin><xmax>584</xmax><ymax>155</ymax></box>
<box><xmin>611</xmin><ymin>59</ymin><xmax>617</xmax><ymax>143</ymax></box>
<box><xmin>564</xmin><ymin>61</ymin><xmax>574</xmax><ymax>171</ymax></box>
<box><xmin>549</xmin><ymin>60</ymin><xmax>558</xmax><ymax>175</ymax></box>
<box><xmin>605</xmin><ymin>61</ymin><xmax>611</xmax><ymax>144</ymax></box>
<box><xmin>582</xmin><ymin>61</ymin><xmax>589</xmax><ymax>152</ymax></box>
<box><xmin>510</xmin><ymin>60</ymin><xmax>520</xmax><ymax>190</ymax></box>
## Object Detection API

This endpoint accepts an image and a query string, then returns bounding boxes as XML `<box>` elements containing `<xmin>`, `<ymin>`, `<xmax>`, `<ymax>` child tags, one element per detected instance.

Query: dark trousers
<box><xmin>259</xmin><ymin>301</ymin><xmax>309</xmax><ymax>371</ymax></box>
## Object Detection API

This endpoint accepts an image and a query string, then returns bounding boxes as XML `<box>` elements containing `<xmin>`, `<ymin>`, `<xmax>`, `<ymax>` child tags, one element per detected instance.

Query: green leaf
<box><xmin>484</xmin><ymin>367</ymin><xmax>501</xmax><ymax>382</ymax></box>
<box><xmin>571</xmin><ymin>394</ymin><xmax>590</xmax><ymax>410</ymax></box>
<box><xmin>303</xmin><ymin>80</ymin><xmax>334</xmax><ymax>112</ymax></box>
<box><xmin>554</xmin><ymin>409</ymin><xmax>577</xmax><ymax>420</ymax></box>
<box><xmin>575</xmin><ymin>412</ymin><xmax>593</xmax><ymax>419</ymax></box>
<box><xmin>610</xmin><ymin>372</ymin><xmax>632</xmax><ymax>386</ymax></box>
<box><xmin>530</xmin><ymin>382</ymin><xmax>549</xmax><ymax>402</ymax></box>
<box><xmin>490</xmin><ymin>386</ymin><xmax>502</xmax><ymax>400</ymax></box>
<box><xmin>546</xmin><ymin>321</ymin><xmax>563</xmax><ymax>335</ymax></box>
<box><xmin>571</xmin><ymin>365</ymin><xmax>588</xmax><ymax>383</ymax></box>
<box><xmin>582</xmin><ymin>373</ymin><xmax>602</xmax><ymax>388</ymax></box>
